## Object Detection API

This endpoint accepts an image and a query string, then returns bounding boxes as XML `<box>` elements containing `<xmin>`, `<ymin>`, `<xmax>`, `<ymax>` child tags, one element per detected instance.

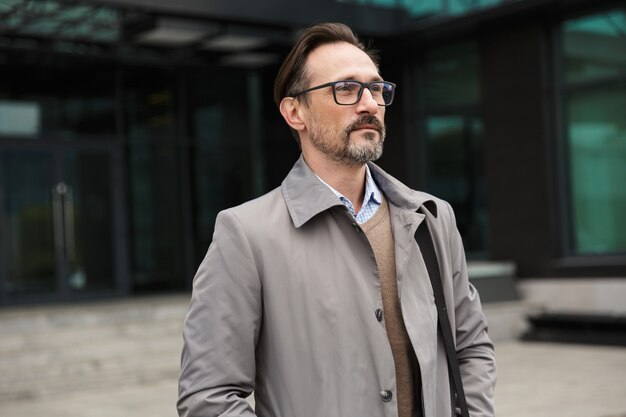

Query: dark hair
<box><xmin>273</xmin><ymin>22</ymin><xmax>379</xmax><ymax>107</ymax></box>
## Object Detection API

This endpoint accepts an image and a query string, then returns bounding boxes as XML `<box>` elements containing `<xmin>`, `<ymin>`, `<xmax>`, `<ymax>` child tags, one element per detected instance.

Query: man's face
<box><xmin>299</xmin><ymin>42</ymin><xmax>386</xmax><ymax>166</ymax></box>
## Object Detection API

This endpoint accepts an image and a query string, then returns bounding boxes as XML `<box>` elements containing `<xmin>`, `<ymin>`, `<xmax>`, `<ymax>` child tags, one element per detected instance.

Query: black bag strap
<box><xmin>415</xmin><ymin>220</ymin><xmax>470</xmax><ymax>417</ymax></box>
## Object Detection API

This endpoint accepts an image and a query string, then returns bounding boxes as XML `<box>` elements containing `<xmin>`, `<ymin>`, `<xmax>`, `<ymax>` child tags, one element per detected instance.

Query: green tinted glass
<box><xmin>564</xmin><ymin>10</ymin><xmax>626</xmax><ymax>84</ymax></box>
<box><xmin>426</xmin><ymin>42</ymin><xmax>480</xmax><ymax>110</ymax></box>
<box><xmin>426</xmin><ymin>116</ymin><xmax>488</xmax><ymax>257</ymax></box>
<box><xmin>568</xmin><ymin>86</ymin><xmax>626</xmax><ymax>254</ymax></box>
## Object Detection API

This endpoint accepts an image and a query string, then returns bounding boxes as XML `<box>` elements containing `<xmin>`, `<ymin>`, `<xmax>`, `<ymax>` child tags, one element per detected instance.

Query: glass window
<box><xmin>188</xmin><ymin>68</ymin><xmax>255</xmax><ymax>264</ymax></box>
<box><xmin>124</xmin><ymin>71</ymin><xmax>178</xmax><ymax>141</ymax></box>
<box><xmin>563</xmin><ymin>10</ymin><xmax>626</xmax><ymax>84</ymax></box>
<box><xmin>448</xmin><ymin>0</ymin><xmax>500</xmax><ymax>15</ymax></box>
<box><xmin>562</xmin><ymin>9</ymin><xmax>626</xmax><ymax>255</ymax></box>
<box><xmin>127</xmin><ymin>141</ymin><xmax>184</xmax><ymax>291</ymax></box>
<box><xmin>123</xmin><ymin>69</ymin><xmax>184</xmax><ymax>292</ymax></box>
<box><xmin>426</xmin><ymin>42</ymin><xmax>480</xmax><ymax>110</ymax></box>
<box><xmin>567</xmin><ymin>86</ymin><xmax>626</xmax><ymax>254</ymax></box>
<box><xmin>422</xmin><ymin>41</ymin><xmax>488</xmax><ymax>257</ymax></box>
<box><xmin>341</xmin><ymin>0</ymin><xmax>504</xmax><ymax>17</ymax></box>
<box><xmin>1</xmin><ymin>149</ymin><xmax>56</xmax><ymax>295</ymax></box>
<box><xmin>62</xmin><ymin>150</ymin><xmax>116</xmax><ymax>292</ymax></box>
<box><xmin>0</xmin><ymin>101</ymin><xmax>40</xmax><ymax>136</ymax></box>
<box><xmin>426</xmin><ymin>116</ymin><xmax>488</xmax><ymax>256</ymax></box>
<box><xmin>0</xmin><ymin>61</ymin><xmax>116</xmax><ymax>138</ymax></box>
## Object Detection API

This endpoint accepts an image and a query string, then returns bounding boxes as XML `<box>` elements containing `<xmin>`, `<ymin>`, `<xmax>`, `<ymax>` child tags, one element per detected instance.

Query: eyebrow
<box><xmin>337</xmin><ymin>75</ymin><xmax>384</xmax><ymax>82</ymax></box>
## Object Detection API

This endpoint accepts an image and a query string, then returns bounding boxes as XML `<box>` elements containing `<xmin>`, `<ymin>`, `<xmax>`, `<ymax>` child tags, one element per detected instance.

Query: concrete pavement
<box><xmin>1</xmin><ymin>295</ymin><xmax>625</xmax><ymax>417</ymax></box>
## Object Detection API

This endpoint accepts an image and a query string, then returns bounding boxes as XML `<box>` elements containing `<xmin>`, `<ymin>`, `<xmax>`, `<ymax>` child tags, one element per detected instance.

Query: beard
<box><xmin>308</xmin><ymin>114</ymin><xmax>385</xmax><ymax>167</ymax></box>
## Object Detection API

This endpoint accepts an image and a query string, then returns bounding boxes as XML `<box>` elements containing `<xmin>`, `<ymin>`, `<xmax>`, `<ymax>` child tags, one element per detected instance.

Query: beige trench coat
<box><xmin>178</xmin><ymin>156</ymin><xmax>496</xmax><ymax>417</ymax></box>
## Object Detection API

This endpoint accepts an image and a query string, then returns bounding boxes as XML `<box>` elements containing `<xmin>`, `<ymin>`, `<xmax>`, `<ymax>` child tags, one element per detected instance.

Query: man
<box><xmin>178</xmin><ymin>22</ymin><xmax>496</xmax><ymax>417</ymax></box>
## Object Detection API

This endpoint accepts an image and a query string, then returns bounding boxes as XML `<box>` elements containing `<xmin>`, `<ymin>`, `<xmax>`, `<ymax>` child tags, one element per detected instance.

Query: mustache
<box><xmin>345</xmin><ymin>115</ymin><xmax>384</xmax><ymax>134</ymax></box>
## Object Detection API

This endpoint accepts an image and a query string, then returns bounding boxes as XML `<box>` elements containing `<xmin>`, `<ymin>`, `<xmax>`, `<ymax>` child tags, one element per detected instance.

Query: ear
<box><xmin>279</xmin><ymin>97</ymin><xmax>306</xmax><ymax>133</ymax></box>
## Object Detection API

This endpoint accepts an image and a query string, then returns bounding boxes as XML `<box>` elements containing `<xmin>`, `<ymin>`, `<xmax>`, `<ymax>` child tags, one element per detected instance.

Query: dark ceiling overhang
<box><xmin>84</xmin><ymin>0</ymin><xmax>410</xmax><ymax>37</ymax></box>
<box><xmin>0</xmin><ymin>0</ymin><xmax>619</xmax><ymax>66</ymax></box>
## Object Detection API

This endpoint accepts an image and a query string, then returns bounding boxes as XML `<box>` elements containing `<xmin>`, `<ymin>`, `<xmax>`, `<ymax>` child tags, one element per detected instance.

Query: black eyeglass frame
<box><xmin>290</xmin><ymin>80</ymin><xmax>396</xmax><ymax>106</ymax></box>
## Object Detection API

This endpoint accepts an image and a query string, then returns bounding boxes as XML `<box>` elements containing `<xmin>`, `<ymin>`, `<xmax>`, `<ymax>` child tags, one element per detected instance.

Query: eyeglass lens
<box><xmin>333</xmin><ymin>81</ymin><xmax>394</xmax><ymax>105</ymax></box>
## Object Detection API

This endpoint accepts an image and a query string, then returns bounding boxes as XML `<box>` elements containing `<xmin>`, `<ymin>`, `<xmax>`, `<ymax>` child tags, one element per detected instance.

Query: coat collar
<box><xmin>282</xmin><ymin>155</ymin><xmax>437</xmax><ymax>228</ymax></box>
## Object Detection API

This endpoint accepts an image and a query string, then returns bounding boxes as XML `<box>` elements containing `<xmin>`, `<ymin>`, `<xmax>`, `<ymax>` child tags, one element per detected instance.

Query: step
<box><xmin>523</xmin><ymin>312</ymin><xmax>626</xmax><ymax>346</ymax></box>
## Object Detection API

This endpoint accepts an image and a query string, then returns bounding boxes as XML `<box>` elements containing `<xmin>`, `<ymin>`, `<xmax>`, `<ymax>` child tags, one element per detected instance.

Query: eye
<box><xmin>334</xmin><ymin>81</ymin><xmax>359</xmax><ymax>95</ymax></box>
<box><xmin>369</xmin><ymin>83</ymin><xmax>384</xmax><ymax>94</ymax></box>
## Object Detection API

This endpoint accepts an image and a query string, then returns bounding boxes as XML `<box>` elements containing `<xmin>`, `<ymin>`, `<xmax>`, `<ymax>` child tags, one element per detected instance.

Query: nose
<box><xmin>356</xmin><ymin>87</ymin><xmax>379</xmax><ymax>115</ymax></box>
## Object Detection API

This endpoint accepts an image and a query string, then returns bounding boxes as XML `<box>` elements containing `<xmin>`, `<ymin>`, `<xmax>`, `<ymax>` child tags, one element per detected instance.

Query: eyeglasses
<box><xmin>291</xmin><ymin>80</ymin><xmax>396</xmax><ymax>106</ymax></box>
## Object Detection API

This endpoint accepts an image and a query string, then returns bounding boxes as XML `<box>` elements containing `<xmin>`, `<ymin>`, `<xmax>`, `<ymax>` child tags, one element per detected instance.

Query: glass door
<box><xmin>1</xmin><ymin>148</ymin><xmax>56</xmax><ymax>298</ymax></box>
<box><xmin>0</xmin><ymin>144</ymin><xmax>124</xmax><ymax>303</ymax></box>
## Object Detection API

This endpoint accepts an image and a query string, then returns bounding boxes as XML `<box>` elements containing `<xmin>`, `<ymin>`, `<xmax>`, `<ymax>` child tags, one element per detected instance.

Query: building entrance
<box><xmin>0</xmin><ymin>142</ymin><xmax>126</xmax><ymax>304</ymax></box>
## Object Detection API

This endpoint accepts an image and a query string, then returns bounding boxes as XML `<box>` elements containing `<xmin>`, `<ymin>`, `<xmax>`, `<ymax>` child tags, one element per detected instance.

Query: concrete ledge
<box><xmin>483</xmin><ymin>300</ymin><xmax>542</xmax><ymax>342</ymax></box>
<box><xmin>468</xmin><ymin>261</ymin><xmax>519</xmax><ymax>303</ymax></box>
<box><xmin>468</xmin><ymin>261</ymin><xmax>516</xmax><ymax>278</ymax></box>
<box><xmin>518</xmin><ymin>277</ymin><xmax>626</xmax><ymax>315</ymax></box>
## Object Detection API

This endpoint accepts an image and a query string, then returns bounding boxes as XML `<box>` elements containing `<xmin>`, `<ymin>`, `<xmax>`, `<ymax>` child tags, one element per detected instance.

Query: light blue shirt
<box><xmin>316</xmin><ymin>164</ymin><xmax>382</xmax><ymax>224</ymax></box>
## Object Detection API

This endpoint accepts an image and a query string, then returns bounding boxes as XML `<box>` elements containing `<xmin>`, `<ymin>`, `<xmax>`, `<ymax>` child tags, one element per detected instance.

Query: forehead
<box><xmin>305</xmin><ymin>41</ymin><xmax>380</xmax><ymax>83</ymax></box>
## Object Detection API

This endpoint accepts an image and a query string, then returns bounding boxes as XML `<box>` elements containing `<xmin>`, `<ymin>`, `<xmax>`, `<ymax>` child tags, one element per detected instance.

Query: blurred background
<box><xmin>0</xmin><ymin>0</ymin><xmax>625</xmax><ymax>416</ymax></box>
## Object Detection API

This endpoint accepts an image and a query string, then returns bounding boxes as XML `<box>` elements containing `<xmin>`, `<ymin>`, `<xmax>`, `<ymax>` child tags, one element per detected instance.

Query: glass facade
<box><xmin>1</xmin><ymin>149</ymin><xmax>56</xmax><ymax>295</ymax></box>
<box><xmin>0</xmin><ymin>145</ymin><xmax>119</xmax><ymax>299</ymax></box>
<box><xmin>1</xmin><ymin>0</ymin><xmax>625</xmax><ymax>304</ymax></box>
<box><xmin>0</xmin><ymin>63</ymin><xmax>116</xmax><ymax>138</ymax></box>
<box><xmin>123</xmin><ymin>69</ymin><xmax>185</xmax><ymax>291</ymax></box>
<box><xmin>0</xmin><ymin>45</ymin><xmax>282</xmax><ymax>302</ymax></box>
<box><xmin>188</xmin><ymin>69</ymin><xmax>257</xmax><ymax>262</ymax></box>
<box><xmin>423</xmin><ymin>41</ymin><xmax>488</xmax><ymax>257</ymax></box>
<box><xmin>563</xmin><ymin>9</ymin><xmax>626</xmax><ymax>255</ymax></box>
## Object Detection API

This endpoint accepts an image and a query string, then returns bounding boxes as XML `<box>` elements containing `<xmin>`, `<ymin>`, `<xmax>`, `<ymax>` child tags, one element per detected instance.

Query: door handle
<box><xmin>51</xmin><ymin>182</ymin><xmax>76</xmax><ymax>262</ymax></box>
<box><xmin>63</xmin><ymin>186</ymin><xmax>76</xmax><ymax>262</ymax></box>
<box><xmin>52</xmin><ymin>183</ymin><xmax>65</xmax><ymax>257</ymax></box>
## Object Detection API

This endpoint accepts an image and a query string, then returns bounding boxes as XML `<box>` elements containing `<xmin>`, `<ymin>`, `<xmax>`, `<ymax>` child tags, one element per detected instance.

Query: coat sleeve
<box><xmin>178</xmin><ymin>210</ymin><xmax>261</xmax><ymax>417</ymax></box>
<box><xmin>445</xmin><ymin>202</ymin><xmax>497</xmax><ymax>417</ymax></box>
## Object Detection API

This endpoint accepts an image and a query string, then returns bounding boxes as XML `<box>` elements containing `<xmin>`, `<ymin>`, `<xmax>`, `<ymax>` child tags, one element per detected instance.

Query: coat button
<box><xmin>380</xmin><ymin>390</ymin><xmax>393</xmax><ymax>402</ymax></box>
<box><xmin>375</xmin><ymin>309</ymin><xmax>383</xmax><ymax>321</ymax></box>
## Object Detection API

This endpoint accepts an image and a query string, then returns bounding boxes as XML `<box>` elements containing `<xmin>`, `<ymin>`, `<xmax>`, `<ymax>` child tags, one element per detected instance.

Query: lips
<box><xmin>354</xmin><ymin>124</ymin><xmax>377</xmax><ymax>130</ymax></box>
<box><xmin>346</xmin><ymin>116</ymin><xmax>385</xmax><ymax>137</ymax></box>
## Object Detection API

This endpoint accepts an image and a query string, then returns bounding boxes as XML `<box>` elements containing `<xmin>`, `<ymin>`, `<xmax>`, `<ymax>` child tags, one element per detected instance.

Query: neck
<box><xmin>303</xmin><ymin>151</ymin><xmax>367</xmax><ymax>214</ymax></box>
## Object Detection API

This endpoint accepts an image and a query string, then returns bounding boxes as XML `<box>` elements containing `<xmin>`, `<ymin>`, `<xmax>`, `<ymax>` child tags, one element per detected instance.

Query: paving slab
<box><xmin>1</xmin><ymin>296</ymin><xmax>625</xmax><ymax>417</ymax></box>
<box><xmin>1</xmin><ymin>340</ymin><xmax>625</xmax><ymax>417</ymax></box>
<box><xmin>495</xmin><ymin>341</ymin><xmax>626</xmax><ymax>417</ymax></box>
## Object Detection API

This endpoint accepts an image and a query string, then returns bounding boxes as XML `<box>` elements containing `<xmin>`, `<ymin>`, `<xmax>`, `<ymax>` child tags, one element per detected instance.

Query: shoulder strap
<box><xmin>415</xmin><ymin>220</ymin><xmax>470</xmax><ymax>417</ymax></box>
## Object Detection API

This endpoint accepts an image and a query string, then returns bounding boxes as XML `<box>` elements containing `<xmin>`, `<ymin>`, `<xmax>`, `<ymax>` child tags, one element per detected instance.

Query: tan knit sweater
<box><xmin>361</xmin><ymin>197</ymin><xmax>419</xmax><ymax>417</ymax></box>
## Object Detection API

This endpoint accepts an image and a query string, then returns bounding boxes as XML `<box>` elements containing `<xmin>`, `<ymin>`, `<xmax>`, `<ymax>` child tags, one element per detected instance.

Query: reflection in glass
<box><xmin>1</xmin><ymin>149</ymin><xmax>56</xmax><ymax>295</ymax></box>
<box><xmin>128</xmin><ymin>142</ymin><xmax>184</xmax><ymax>291</ymax></box>
<box><xmin>63</xmin><ymin>150</ymin><xmax>115</xmax><ymax>291</ymax></box>
<box><xmin>564</xmin><ymin>10</ymin><xmax>626</xmax><ymax>84</ymax></box>
<box><xmin>189</xmin><ymin>70</ymin><xmax>253</xmax><ymax>265</ymax></box>
<box><xmin>124</xmin><ymin>70</ymin><xmax>184</xmax><ymax>292</ymax></box>
<box><xmin>568</xmin><ymin>87</ymin><xmax>626</xmax><ymax>254</ymax></box>
<box><xmin>124</xmin><ymin>72</ymin><xmax>177</xmax><ymax>141</ymax></box>
<box><xmin>344</xmin><ymin>0</ymin><xmax>504</xmax><ymax>17</ymax></box>
<box><xmin>426</xmin><ymin>116</ymin><xmax>488</xmax><ymax>256</ymax></box>
<box><xmin>423</xmin><ymin>40</ymin><xmax>487</xmax><ymax>256</ymax></box>
<box><xmin>426</xmin><ymin>42</ymin><xmax>480</xmax><ymax>110</ymax></box>
<box><xmin>448</xmin><ymin>0</ymin><xmax>500</xmax><ymax>15</ymax></box>
<box><xmin>0</xmin><ymin>62</ymin><xmax>115</xmax><ymax>138</ymax></box>
<box><xmin>0</xmin><ymin>101</ymin><xmax>40</xmax><ymax>136</ymax></box>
